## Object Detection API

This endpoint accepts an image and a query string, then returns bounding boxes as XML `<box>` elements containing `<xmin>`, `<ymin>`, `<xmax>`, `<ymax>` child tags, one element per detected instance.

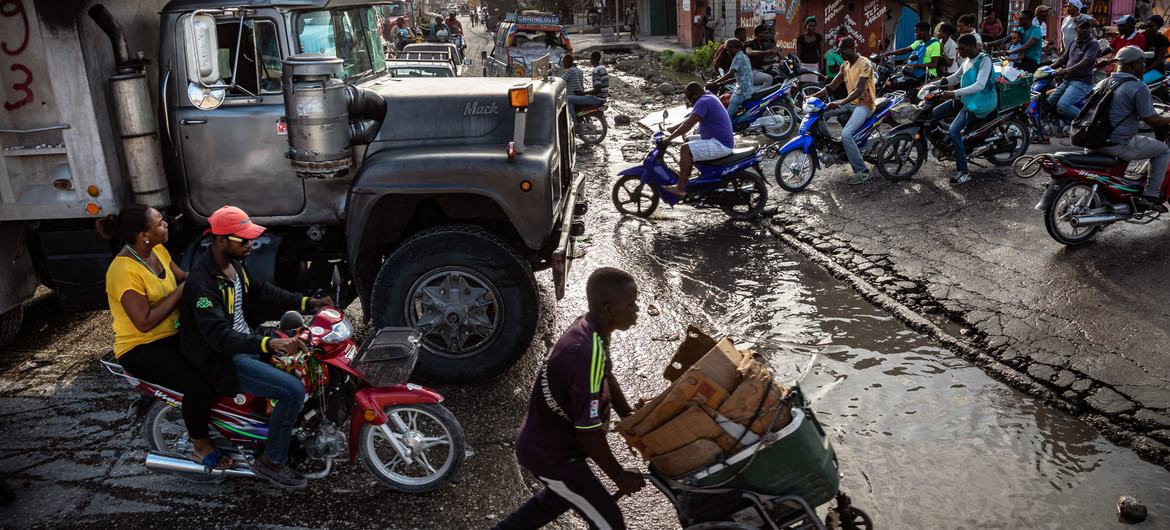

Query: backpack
<box><xmin>1070</xmin><ymin>77</ymin><xmax>1137</xmax><ymax>149</ymax></box>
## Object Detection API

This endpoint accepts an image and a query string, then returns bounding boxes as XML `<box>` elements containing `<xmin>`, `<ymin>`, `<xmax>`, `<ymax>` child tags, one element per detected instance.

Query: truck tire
<box><xmin>370</xmin><ymin>225</ymin><xmax>538</xmax><ymax>381</ymax></box>
<box><xmin>0</xmin><ymin>306</ymin><xmax>23</xmax><ymax>349</ymax></box>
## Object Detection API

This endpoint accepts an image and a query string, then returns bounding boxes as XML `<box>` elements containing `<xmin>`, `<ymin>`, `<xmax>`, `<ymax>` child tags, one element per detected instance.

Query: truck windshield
<box><xmin>296</xmin><ymin>7</ymin><xmax>387</xmax><ymax>81</ymax></box>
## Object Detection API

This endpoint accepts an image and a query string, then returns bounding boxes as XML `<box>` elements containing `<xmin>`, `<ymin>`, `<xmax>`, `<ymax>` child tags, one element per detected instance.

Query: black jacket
<box><xmin>180</xmin><ymin>250</ymin><xmax>308</xmax><ymax>395</ymax></box>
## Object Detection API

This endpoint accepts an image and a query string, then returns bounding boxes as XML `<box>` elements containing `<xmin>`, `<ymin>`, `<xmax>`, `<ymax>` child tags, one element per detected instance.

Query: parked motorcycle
<box><xmin>574</xmin><ymin>102</ymin><xmax>608</xmax><ymax>145</ymax></box>
<box><xmin>103</xmin><ymin>307</ymin><xmax>465</xmax><ymax>492</ymax></box>
<box><xmin>611</xmin><ymin>112</ymin><xmax>768</xmax><ymax>220</ymax></box>
<box><xmin>875</xmin><ymin>83</ymin><xmax>1031</xmax><ymax>181</ymax></box>
<box><xmin>1028</xmin><ymin>148</ymin><xmax>1169</xmax><ymax>245</ymax></box>
<box><xmin>774</xmin><ymin>92</ymin><xmax>905</xmax><ymax>192</ymax></box>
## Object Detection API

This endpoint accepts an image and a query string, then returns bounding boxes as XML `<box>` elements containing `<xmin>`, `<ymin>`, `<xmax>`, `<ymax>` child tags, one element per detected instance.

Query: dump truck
<box><xmin>0</xmin><ymin>0</ymin><xmax>585</xmax><ymax>381</ymax></box>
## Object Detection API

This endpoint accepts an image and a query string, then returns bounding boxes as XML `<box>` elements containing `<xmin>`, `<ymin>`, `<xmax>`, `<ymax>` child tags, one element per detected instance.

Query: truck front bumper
<box><xmin>551</xmin><ymin>172</ymin><xmax>588</xmax><ymax>300</ymax></box>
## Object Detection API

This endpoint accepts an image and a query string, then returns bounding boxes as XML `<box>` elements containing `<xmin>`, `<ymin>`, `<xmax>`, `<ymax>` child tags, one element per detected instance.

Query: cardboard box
<box><xmin>639</xmin><ymin>405</ymin><xmax>737</xmax><ymax>457</ymax></box>
<box><xmin>625</xmin><ymin>368</ymin><xmax>729</xmax><ymax>438</ymax></box>
<box><xmin>718</xmin><ymin>359</ymin><xmax>791</xmax><ymax>435</ymax></box>
<box><xmin>663</xmin><ymin>328</ymin><xmax>743</xmax><ymax>393</ymax></box>
<box><xmin>650</xmin><ymin>439</ymin><xmax>723</xmax><ymax>477</ymax></box>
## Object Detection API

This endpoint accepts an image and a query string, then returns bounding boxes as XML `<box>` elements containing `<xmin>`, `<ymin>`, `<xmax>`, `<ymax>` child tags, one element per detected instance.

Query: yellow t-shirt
<box><xmin>106</xmin><ymin>245</ymin><xmax>180</xmax><ymax>357</ymax></box>
<box><xmin>842</xmin><ymin>56</ymin><xmax>877</xmax><ymax>111</ymax></box>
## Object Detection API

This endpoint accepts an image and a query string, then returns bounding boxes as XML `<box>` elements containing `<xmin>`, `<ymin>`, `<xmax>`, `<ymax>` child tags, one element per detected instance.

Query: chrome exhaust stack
<box><xmin>1070</xmin><ymin>214</ymin><xmax>1130</xmax><ymax>227</ymax></box>
<box><xmin>145</xmin><ymin>452</ymin><xmax>254</xmax><ymax>478</ymax></box>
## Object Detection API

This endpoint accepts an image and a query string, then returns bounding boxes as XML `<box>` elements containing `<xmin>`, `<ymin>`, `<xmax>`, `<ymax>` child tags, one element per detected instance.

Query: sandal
<box><xmin>191</xmin><ymin>448</ymin><xmax>235</xmax><ymax>472</ymax></box>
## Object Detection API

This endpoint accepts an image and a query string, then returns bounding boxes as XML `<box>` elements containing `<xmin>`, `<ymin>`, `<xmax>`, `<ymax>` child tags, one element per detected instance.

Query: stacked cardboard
<box><xmin>617</xmin><ymin>326</ymin><xmax>792</xmax><ymax>478</ymax></box>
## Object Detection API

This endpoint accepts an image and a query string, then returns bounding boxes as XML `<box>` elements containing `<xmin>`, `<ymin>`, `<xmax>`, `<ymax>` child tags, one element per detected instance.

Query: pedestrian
<box><xmin>937</xmin><ymin>22</ymin><xmax>959</xmax><ymax>74</ymax></box>
<box><xmin>796</xmin><ymin>16</ymin><xmax>824</xmax><ymax>83</ymax></box>
<box><xmin>1060</xmin><ymin>0</ymin><xmax>1094</xmax><ymax>52</ymax></box>
<box><xmin>810</xmin><ymin>38</ymin><xmax>877</xmax><ymax>184</ymax></box>
<box><xmin>491</xmin><ymin>267</ymin><xmax>644</xmax><ymax>530</ymax></box>
<box><xmin>694</xmin><ymin>6</ymin><xmax>714</xmax><ymax>45</ymax></box>
<box><xmin>1143</xmin><ymin>16</ymin><xmax>1169</xmax><ymax>79</ymax></box>
<box><xmin>1045</xmin><ymin>18</ymin><xmax>1100</xmax><ymax>141</ymax></box>
<box><xmin>980</xmin><ymin>9</ymin><xmax>1004</xmax><ymax>42</ymax></box>
<box><xmin>625</xmin><ymin>4</ymin><xmax>639</xmax><ymax>41</ymax></box>
<box><xmin>957</xmin><ymin>13</ymin><xmax>983</xmax><ymax>47</ymax></box>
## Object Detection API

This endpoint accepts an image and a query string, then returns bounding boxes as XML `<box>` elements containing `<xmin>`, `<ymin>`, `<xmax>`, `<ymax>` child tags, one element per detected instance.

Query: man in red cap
<box><xmin>179</xmin><ymin>205</ymin><xmax>332</xmax><ymax>488</ymax></box>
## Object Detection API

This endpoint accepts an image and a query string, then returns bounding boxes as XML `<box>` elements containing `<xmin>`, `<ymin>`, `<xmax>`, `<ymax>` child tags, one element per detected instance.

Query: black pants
<box><xmin>493</xmin><ymin>460</ymin><xmax>625</xmax><ymax>530</ymax></box>
<box><xmin>119</xmin><ymin>335</ymin><xmax>214</xmax><ymax>439</ymax></box>
<box><xmin>1015</xmin><ymin>58</ymin><xmax>1039</xmax><ymax>73</ymax></box>
<box><xmin>885</xmin><ymin>74</ymin><xmax>924</xmax><ymax>94</ymax></box>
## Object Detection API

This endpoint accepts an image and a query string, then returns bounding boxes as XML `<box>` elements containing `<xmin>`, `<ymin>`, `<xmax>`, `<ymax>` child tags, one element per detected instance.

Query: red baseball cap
<box><xmin>206</xmin><ymin>205</ymin><xmax>266</xmax><ymax>239</ymax></box>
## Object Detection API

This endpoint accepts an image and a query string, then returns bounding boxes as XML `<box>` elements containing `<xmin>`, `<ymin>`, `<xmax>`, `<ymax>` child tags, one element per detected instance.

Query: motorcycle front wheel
<box><xmin>358</xmin><ymin>403</ymin><xmax>466</xmax><ymax>493</ymax></box>
<box><xmin>576</xmin><ymin>113</ymin><xmax>608</xmax><ymax>145</ymax></box>
<box><xmin>876</xmin><ymin>132</ymin><xmax>926</xmax><ymax>181</ymax></box>
<box><xmin>775</xmin><ymin>149</ymin><xmax>816</xmax><ymax>192</ymax></box>
<box><xmin>719</xmin><ymin>171</ymin><xmax>769</xmax><ymax>220</ymax></box>
<box><xmin>1044</xmin><ymin>181</ymin><xmax>1103</xmax><ymax>245</ymax></box>
<box><xmin>612</xmin><ymin>174</ymin><xmax>660</xmax><ymax>217</ymax></box>
<box><xmin>988</xmin><ymin>117</ymin><xmax>1031</xmax><ymax>166</ymax></box>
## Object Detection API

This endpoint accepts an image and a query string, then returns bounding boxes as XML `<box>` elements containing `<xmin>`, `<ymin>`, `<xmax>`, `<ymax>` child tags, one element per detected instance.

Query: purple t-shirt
<box><xmin>515</xmin><ymin>315</ymin><xmax>612</xmax><ymax>473</ymax></box>
<box><xmin>691</xmin><ymin>93</ymin><xmax>735</xmax><ymax>149</ymax></box>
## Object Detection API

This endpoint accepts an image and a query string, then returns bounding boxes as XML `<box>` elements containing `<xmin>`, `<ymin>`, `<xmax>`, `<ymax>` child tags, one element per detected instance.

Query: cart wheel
<box><xmin>684</xmin><ymin>522</ymin><xmax>760</xmax><ymax>530</ymax></box>
<box><xmin>825</xmin><ymin>505</ymin><xmax>874</xmax><ymax>530</ymax></box>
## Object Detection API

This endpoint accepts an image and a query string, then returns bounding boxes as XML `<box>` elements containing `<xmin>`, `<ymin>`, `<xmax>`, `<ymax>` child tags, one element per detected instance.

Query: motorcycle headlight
<box><xmin>802</xmin><ymin>102</ymin><xmax>817</xmax><ymax>114</ymax></box>
<box><xmin>891</xmin><ymin>103</ymin><xmax>918</xmax><ymax>124</ymax></box>
<box><xmin>321</xmin><ymin>318</ymin><xmax>353</xmax><ymax>344</ymax></box>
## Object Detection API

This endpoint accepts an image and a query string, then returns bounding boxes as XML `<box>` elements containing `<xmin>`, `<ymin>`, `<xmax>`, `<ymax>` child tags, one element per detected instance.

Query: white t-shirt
<box><xmin>943</xmin><ymin>37</ymin><xmax>959</xmax><ymax>74</ymax></box>
<box><xmin>1033</xmin><ymin>18</ymin><xmax>1048</xmax><ymax>44</ymax></box>
<box><xmin>961</xmin><ymin>29</ymin><xmax>983</xmax><ymax>47</ymax></box>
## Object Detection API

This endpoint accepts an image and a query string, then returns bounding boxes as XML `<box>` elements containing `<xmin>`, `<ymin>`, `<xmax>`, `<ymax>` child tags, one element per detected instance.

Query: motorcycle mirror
<box><xmin>279</xmin><ymin>310</ymin><xmax>304</xmax><ymax>331</ymax></box>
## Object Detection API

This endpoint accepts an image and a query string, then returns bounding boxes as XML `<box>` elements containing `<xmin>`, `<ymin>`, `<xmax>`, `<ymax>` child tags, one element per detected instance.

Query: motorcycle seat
<box><xmin>874</xmin><ymin>97</ymin><xmax>891</xmax><ymax>111</ymax></box>
<box><xmin>1053</xmin><ymin>152</ymin><xmax>1125</xmax><ymax>169</ymax></box>
<box><xmin>702</xmin><ymin>146</ymin><xmax>759</xmax><ymax>166</ymax></box>
<box><xmin>752</xmin><ymin>82</ymin><xmax>787</xmax><ymax>98</ymax></box>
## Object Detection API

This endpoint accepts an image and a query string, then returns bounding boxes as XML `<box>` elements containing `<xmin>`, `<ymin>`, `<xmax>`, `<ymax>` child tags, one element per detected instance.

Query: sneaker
<box><xmin>950</xmin><ymin>170</ymin><xmax>972</xmax><ymax>185</ymax></box>
<box><xmin>1134</xmin><ymin>195</ymin><xmax>1169</xmax><ymax>213</ymax></box>
<box><xmin>252</xmin><ymin>457</ymin><xmax>308</xmax><ymax>489</ymax></box>
<box><xmin>847</xmin><ymin>169</ymin><xmax>872</xmax><ymax>185</ymax></box>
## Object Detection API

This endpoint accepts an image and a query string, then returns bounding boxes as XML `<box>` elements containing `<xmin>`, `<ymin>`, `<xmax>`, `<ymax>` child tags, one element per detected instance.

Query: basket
<box><xmin>997</xmin><ymin>74</ymin><xmax>1032</xmax><ymax>109</ymax></box>
<box><xmin>351</xmin><ymin>327</ymin><xmax>420</xmax><ymax>387</ymax></box>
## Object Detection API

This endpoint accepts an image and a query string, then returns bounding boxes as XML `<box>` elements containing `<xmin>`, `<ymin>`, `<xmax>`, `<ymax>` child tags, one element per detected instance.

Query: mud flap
<box><xmin>1035</xmin><ymin>180</ymin><xmax>1060</xmax><ymax>211</ymax></box>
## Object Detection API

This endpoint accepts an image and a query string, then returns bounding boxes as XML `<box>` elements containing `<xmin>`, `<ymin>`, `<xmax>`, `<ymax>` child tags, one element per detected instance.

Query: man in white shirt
<box><xmin>957</xmin><ymin>14</ymin><xmax>983</xmax><ymax>47</ymax></box>
<box><xmin>1033</xmin><ymin>4</ymin><xmax>1051</xmax><ymax>42</ymax></box>
<box><xmin>1061</xmin><ymin>0</ymin><xmax>1095</xmax><ymax>51</ymax></box>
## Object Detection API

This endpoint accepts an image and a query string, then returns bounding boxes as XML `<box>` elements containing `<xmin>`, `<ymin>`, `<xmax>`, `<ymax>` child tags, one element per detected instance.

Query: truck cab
<box><xmin>0</xmin><ymin>0</ymin><xmax>585</xmax><ymax>381</ymax></box>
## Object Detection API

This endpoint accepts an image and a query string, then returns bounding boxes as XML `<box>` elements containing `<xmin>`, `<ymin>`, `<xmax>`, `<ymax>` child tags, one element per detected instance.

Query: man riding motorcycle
<box><xmin>1044</xmin><ymin>18</ymin><xmax>1099</xmax><ymax>140</ymax></box>
<box><xmin>661</xmin><ymin>83</ymin><xmax>736</xmax><ymax>197</ymax></box>
<box><xmin>180</xmin><ymin>206</ymin><xmax>332</xmax><ymax>488</ymax></box>
<box><xmin>881</xmin><ymin>21</ymin><xmax>941</xmax><ymax>93</ymax></box>
<box><xmin>809</xmin><ymin>37</ymin><xmax>877</xmax><ymax>184</ymax></box>
<box><xmin>1091</xmin><ymin>45</ymin><xmax>1170</xmax><ymax>212</ymax></box>
<box><xmin>929</xmin><ymin>33</ymin><xmax>997</xmax><ymax>185</ymax></box>
<box><xmin>392</xmin><ymin>17</ymin><xmax>415</xmax><ymax>50</ymax></box>
<box><xmin>707</xmin><ymin>38</ymin><xmax>755</xmax><ymax>118</ymax></box>
<box><xmin>446</xmin><ymin>12</ymin><xmax>463</xmax><ymax>36</ymax></box>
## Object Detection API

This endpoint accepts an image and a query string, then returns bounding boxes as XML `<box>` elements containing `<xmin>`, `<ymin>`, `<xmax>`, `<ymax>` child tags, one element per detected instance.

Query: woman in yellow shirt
<box><xmin>99</xmin><ymin>204</ymin><xmax>231</xmax><ymax>471</ymax></box>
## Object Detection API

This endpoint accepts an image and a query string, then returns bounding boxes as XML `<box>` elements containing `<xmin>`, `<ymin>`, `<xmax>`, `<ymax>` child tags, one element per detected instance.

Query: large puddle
<box><xmin>608</xmin><ymin>215</ymin><xmax>1170</xmax><ymax>528</ymax></box>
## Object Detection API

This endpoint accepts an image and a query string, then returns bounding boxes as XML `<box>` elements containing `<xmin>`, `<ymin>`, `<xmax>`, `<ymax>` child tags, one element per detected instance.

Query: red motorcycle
<box><xmin>102</xmin><ymin>308</ymin><xmax>465</xmax><ymax>492</ymax></box>
<box><xmin>1025</xmin><ymin>150</ymin><xmax>1169</xmax><ymax>245</ymax></box>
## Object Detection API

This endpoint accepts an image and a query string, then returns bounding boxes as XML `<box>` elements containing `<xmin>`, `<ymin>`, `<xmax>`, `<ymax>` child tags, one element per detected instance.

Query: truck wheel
<box><xmin>0</xmin><ymin>306</ymin><xmax>23</xmax><ymax>349</ymax></box>
<box><xmin>370</xmin><ymin>225</ymin><xmax>538</xmax><ymax>381</ymax></box>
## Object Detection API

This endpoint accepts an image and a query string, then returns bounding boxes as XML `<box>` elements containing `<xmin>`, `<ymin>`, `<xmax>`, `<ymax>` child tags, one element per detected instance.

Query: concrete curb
<box><xmin>763</xmin><ymin>219</ymin><xmax>1170</xmax><ymax>471</ymax></box>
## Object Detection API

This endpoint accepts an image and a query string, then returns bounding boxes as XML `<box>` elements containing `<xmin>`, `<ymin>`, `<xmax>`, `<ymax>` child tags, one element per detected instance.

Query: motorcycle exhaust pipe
<box><xmin>1070</xmin><ymin>214</ymin><xmax>1129</xmax><ymax>227</ymax></box>
<box><xmin>145</xmin><ymin>452</ymin><xmax>255</xmax><ymax>478</ymax></box>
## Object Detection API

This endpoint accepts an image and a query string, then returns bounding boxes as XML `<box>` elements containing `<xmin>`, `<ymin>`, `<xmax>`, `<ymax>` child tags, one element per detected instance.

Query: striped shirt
<box><xmin>515</xmin><ymin>315</ymin><xmax>611</xmax><ymax>472</ymax></box>
<box><xmin>591</xmin><ymin>64</ymin><xmax>610</xmax><ymax>100</ymax></box>
<box><xmin>563</xmin><ymin>65</ymin><xmax>586</xmax><ymax>96</ymax></box>
<box><xmin>231</xmin><ymin>274</ymin><xmax>249</xmax><ymax>334</ymax></box>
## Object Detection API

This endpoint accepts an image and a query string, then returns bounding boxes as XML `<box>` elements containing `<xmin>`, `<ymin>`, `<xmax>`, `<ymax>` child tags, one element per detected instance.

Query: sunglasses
<box><xmin>224</xmin><ymin>235</ymin><xmax>253</xmax><ymax>245</ymax></box>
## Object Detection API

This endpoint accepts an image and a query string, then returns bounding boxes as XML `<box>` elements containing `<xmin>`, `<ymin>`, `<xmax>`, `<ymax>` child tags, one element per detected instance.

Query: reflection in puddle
<box><xmin>612</xmin><ymin>218</ymin><xmax>1170</xmax><ymax>528</ymax></box>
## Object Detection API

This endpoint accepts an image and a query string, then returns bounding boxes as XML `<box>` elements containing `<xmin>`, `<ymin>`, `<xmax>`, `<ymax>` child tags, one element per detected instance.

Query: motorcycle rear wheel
<box><xmin>775</xmin><ymin>149</ymin><xmax>816</xmax><ymax>192</ymax></box>
<box><xmin>876</xmin><ymin>132</ymin><xmax>925</xmax><ymax>181</ymax></box>
<box><xmin>761</xmin><ymin>102</ymin><xmax>798</xmax><ymax>141</ymax></box>
<box><xmin>612</xmin><ymin>175</ymin><xmax>660</xmax><ymax>217</ymax></box>
<box><xmin>576</xmin><ymin>113</ymin><xmax>608</xmax><ymax>145</ymax></box>
<box><xmin>143</xmin><ymin>401</ymin><xmax>226</xmax><ymax>484</ymax></box>
<box><xmin>719</xmin><ymin>171</ymin><xmax>769</xmax><ymax>220</ymax></box>
<box><xmin>988</xmin><ymin>117</ymin><xmax>1031</xmax><ymax>166</ymax></box>
<box><xmin>359</xmin><ymin>403</ymin><xmax>465</xmax><ymax>493</ymax></box>
<box><xmin>1044</xmin><ymin>181</ymin><xmax>1103</xmax><ymax>245</ymax></box>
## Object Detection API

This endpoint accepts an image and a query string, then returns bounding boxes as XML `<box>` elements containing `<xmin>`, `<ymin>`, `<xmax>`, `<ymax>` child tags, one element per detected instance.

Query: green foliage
<box><xmin>659</xmin><ymin>41</ymin><xmax>721</xmax><ymax>75</ymax></box>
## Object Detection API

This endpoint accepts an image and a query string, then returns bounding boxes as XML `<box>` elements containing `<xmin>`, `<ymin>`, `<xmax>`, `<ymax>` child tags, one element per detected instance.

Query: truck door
<box><xmin>175</xmin><ymin>17</ymin><xmax>305</xmax><ymax>218</ymax></box>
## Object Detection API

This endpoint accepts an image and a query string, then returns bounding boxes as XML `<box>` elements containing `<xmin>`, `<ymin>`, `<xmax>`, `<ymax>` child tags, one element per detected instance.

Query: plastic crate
<box><xmin>352</xmin><ymin>327</ymin><xmax>420</xmax><ymax>387</ymax></box>
<box><xmin>997</xmin><ymin>74</ymin><xmax>1033</xmax><ymax>109</ymax></box>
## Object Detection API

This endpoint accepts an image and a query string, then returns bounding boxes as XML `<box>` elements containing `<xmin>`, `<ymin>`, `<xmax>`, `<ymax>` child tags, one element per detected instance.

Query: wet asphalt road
<box><xmin>2</xmin><ymin>17</ymin><xmax>1170</xmax><ymax>530</ymax></box>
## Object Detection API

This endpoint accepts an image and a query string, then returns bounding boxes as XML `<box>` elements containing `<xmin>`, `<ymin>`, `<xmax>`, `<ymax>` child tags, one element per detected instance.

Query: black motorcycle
<box><xmin>875</xmin><ymin>83</ymin><xmax>1031</xmax><ymax>181</ymax></box>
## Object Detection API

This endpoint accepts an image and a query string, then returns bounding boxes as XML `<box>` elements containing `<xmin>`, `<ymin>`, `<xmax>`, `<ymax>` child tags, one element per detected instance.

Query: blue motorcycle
<box><xmin>773</xmin><ymin>92</ymin><xmax>905</xmax><ymax>192</ymax></box>
<box><xmin>717</xmin><ymin>78</ymin><xmax>802</xmax><ymax>141</ymax></box>
<box><xmin>611</xmin><ymin>123</ymin><xmax>768</xmax><ymax>220</ymax></box>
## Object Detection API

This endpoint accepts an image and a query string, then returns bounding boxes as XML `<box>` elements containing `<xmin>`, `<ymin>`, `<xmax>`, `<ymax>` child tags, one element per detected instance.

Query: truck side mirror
<box><xmin>183</xmin><ymin>13</ymin><xmax>220</xmax><ymax>85</ymax></box>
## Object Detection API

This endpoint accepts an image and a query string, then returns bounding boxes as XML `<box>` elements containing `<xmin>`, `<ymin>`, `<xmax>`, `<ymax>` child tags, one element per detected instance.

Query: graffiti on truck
<box><xmin>1</xmin><ymin>0</ymin><xmax>34</xmax><ymax>112</ymax></box>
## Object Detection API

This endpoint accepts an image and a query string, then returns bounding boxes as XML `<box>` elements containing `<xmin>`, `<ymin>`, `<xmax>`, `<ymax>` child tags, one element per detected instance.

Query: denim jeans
<box><xmin>838</xmin><ymin>104</ymin><xmax>873</xmax><ymax>173</ymax></box>
<box><xmin>567</xmin><ymin>94</ymin><xmax>604</xmax><ymax>122</ymax></box>
<box><xmin>949</xmin><ymin>107</ymin><xmax>971</xmax><ymax>172</ymax></box>
<box><xmin>233</xmin><ymin>353</ymin><xmax>305</xmax><ymax>464</ymax></box>
<box><xmin>727</xmin><ymin>91</ymin><xmax>750</xmax><ymax>119</ymax></box>
<box><xmin>1098</xmin><ymin>135</ymin><xmax>1170</xmax><ymax>197</ymax></box>
<box><xmin>1047</xmin><ymin>79</ymin><xmax>1092</xmax><ymax>123</ymax></box>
